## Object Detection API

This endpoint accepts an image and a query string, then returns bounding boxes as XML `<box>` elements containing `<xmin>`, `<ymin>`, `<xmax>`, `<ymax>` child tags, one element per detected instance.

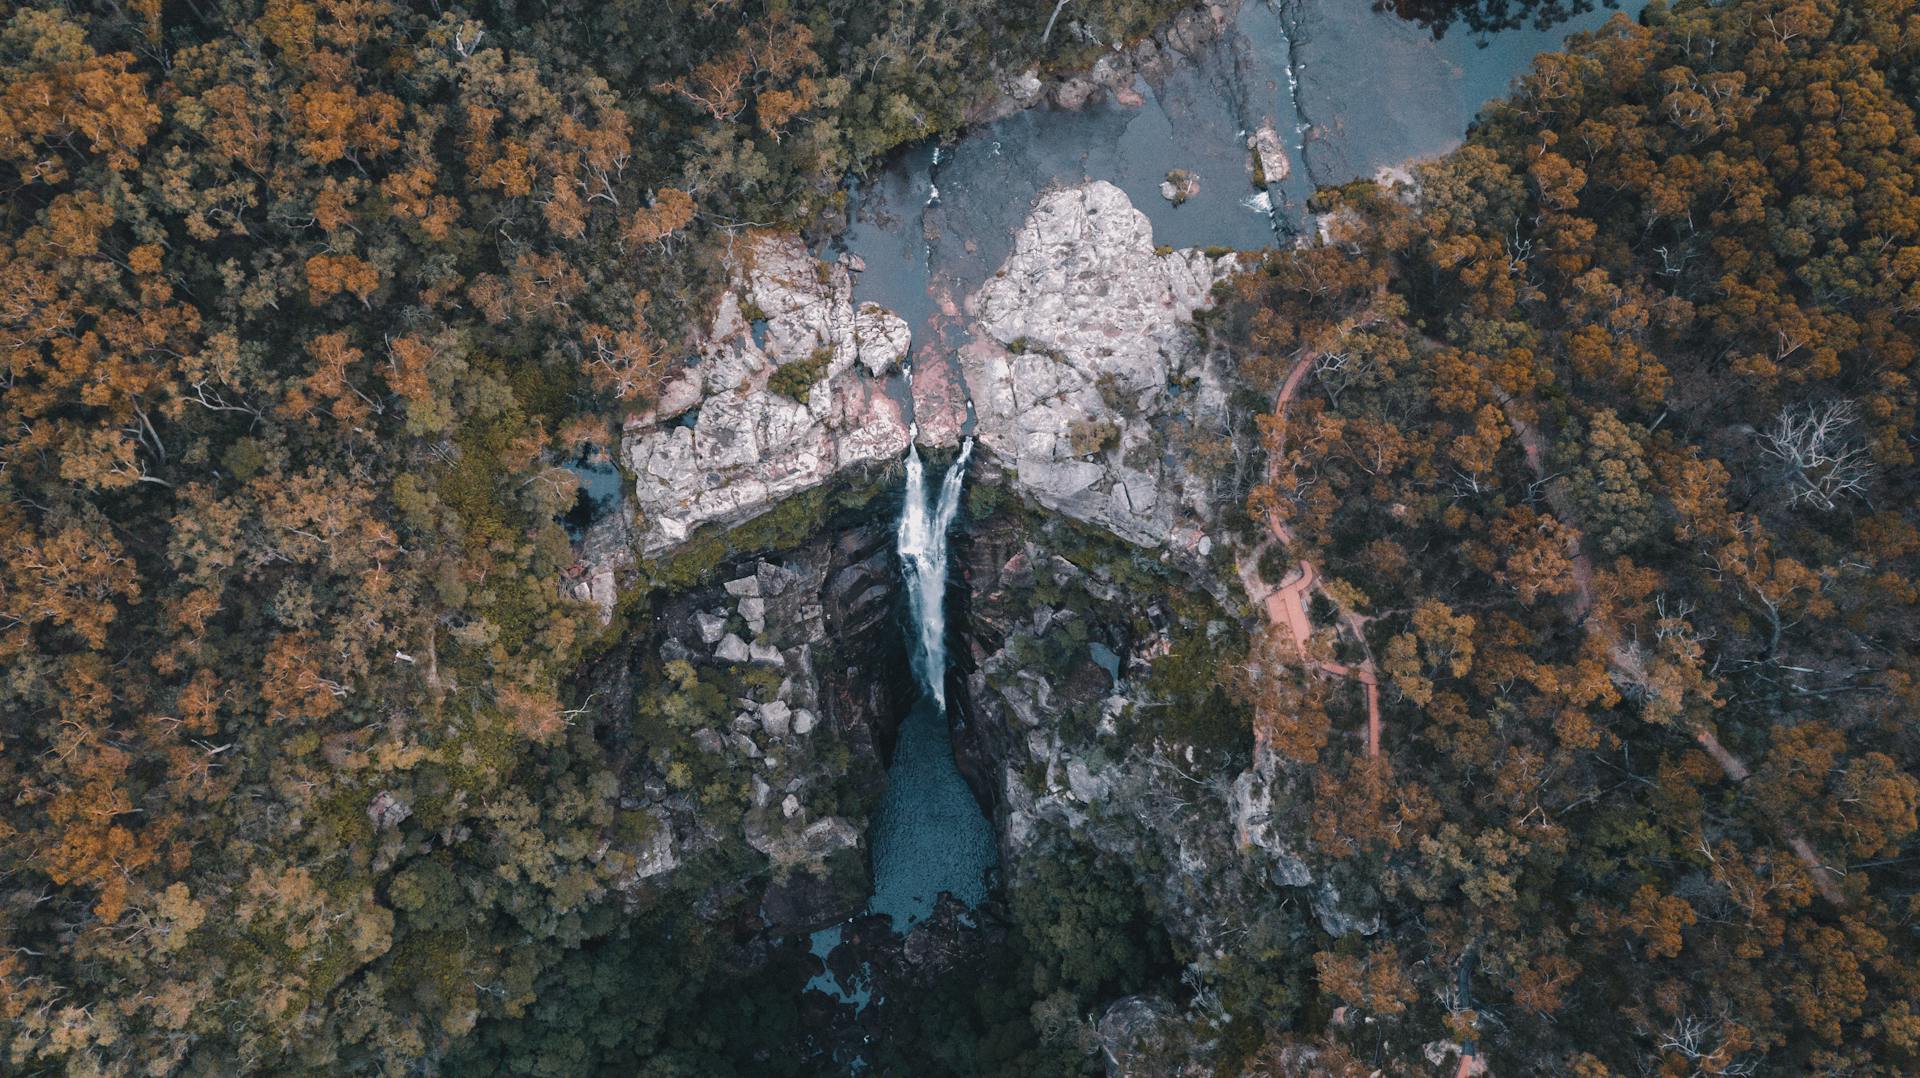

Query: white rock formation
<box><xmin>962</xmin><ymin>181</ymin><xmax>1238</xmax><ymax>548</ymax></box>
<box><xmin>624</xmin><ymin>235</ymin><xmax>913</xmax><ymax>555</ymax></box>
<box><xmin>1248</xmin><ymin>121</ymin><xmax>1292</xmax><ymax>185</ymax></box>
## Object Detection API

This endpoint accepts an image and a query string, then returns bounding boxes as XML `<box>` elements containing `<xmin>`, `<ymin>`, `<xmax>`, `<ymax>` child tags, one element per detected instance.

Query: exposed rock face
<box><xmin>962</xmin><ymin>181</ymin><xmax>1237</xmax><ymax>551</ymax></box>
<box><xmin>950</xmin><ymin>510</ymin><xmax>1289</xmax><ymax>976</ymax></box>
<box><xmin>936</xmin><ymin>496</ymin><xmax>1381</xmax><ymax>1064</ymax></box>
<box><xmin>624</xmin><ymin>235</ymin><xmax>913</xmax><ymax>555</ymax></box>
<box><xmin>980</xmin><ymin>3</ymin><xmax>1237</xmax><ymax>119</ymax></box>
<box><xmin>1096</xmin><ymin>996</ymin><xmax>1203</xmax><ymax>1077</ymax></box>
<box><xmin>567</xmin><ymin>496</ymin><xmax>636</xmax><ymax>624</ymax></box>
<box><xmin>908</xmin><ymin>354</ymin><xmax>969</xmax><ymax>450</ymax></box>
<box><xmin>596</xmin><ymin>518</ymin><xmax>917</xmax><ymax>934</ymax></box>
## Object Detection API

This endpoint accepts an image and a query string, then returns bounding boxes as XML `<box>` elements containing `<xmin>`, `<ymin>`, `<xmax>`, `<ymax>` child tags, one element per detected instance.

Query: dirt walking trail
<box><xmin>1236</xmin><ymin>331</ymin><xmax>1384</xmax><ymax>759</ymax></box>
<box><xmin>1236</xmin><ymin>333</ymin><xmax>1843</xmax><ymax>1072</ymax></box>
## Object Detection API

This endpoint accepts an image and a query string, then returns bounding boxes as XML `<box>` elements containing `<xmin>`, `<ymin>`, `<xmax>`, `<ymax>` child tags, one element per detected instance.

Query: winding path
<box><xmin>1240</xmin><ymin>334</ymin><xmax>1845</xmax><ymax>1074</ymax></box>
<box><xmin>1236</xmin><ymin>327</ymin><xmax>1384</xmax><ymax>759</ymax></box>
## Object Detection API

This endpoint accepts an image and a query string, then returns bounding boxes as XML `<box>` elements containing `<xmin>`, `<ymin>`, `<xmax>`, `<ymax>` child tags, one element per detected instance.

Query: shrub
<box><xmin>769</xmin><ymin>347</ymin><xmax>833</xmax><ymax>401</ymax></box>
<box><xmin>1067</xmin><ymin>417</ymin><xmax>1120</xmax><ymax>456</ymax></box>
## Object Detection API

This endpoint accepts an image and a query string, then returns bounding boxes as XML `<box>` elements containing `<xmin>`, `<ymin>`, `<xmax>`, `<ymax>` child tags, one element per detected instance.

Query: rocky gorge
<box><xmin>550</xmin><ymin>2</ymin><xmax>1656</xmax><ymax>1070</ymax></box>
<box><xmin>560</xmin><ymin>170</ymin><xmax>1380</xmax><ymax>1071</ymax></box>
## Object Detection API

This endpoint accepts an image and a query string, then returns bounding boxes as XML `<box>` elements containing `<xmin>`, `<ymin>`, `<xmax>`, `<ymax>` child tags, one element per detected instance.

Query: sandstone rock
<box><xmin>909</xmin><ymin>356</ymin><xmax>969</xmax><ymax>450</ymax></box>
<box><xmin>1004</xmin><ymin>67</ymin><xmax>1043</xmax><ymax>106</ymax></box>
<box><xmin>791</xmin><ymin>708</ymin><xmax>817</xmax><ymax>735</ymax></box>
<box><xmin>568</xmin><ymin>492</ymin><xmax>636</xmax><ymax>626</ymax></box>
<box><xmin>1248</xmin><ymin>121</ymin><xmax>1291</xmax><ymax>185</ymax></box>
<box><xmin>695</xmin><ymin>610</ymin><xmax>727</xmax><ymax>644</ymax></box>
<box><xmin>962</xmin><ymin>181</ymin><xmax>1237</xmax><ymax>547</ymax></box>
<box><xmin>1052</xmin><ymin>77</ymin><xmax>1095</xmax><ymax>110</ymax></box>
<box><xmin>748</xmin><ymin>813</ymin><xmax>860</xmax><ymax>869</ymax></box>
<box><xmin>624</xmin><ymin>234</ymin><xmax>913</xmax><ymax>555</ymax></box>
<box><xmin>760</xmin><ymin>700</ymin><xmax>792</xmax><ymax>737</ymax></box>
<box><xmin>755</xmin><ymin>560</ymin><xmax>797</xmax><ymax>597</ymax></box>
<box><xmin>738</xmin><ymin>595</ymin><xmax>767</xmax><ymax>633</ymax></box>
<box><xmin>782</xmin><ymin>793</ymin><xmax>802</xmax><ymax>818</ymax></box>
<box><xmin>854</xmin><ymin>303</ymin><xmax>911</xmax><ymax>376</ymax></box>
<box><xmin>629</xmin><ymin>820</ymin><xmax>677</xmax><ymax>881</ymax></box>
<box><xmin>1313</xmin><ymin>878</ymin><xmax>1383</xmax><ymax>938</ymax></box>
<box><xmin>724</xmin><ymin>575</ymin><xmax>760</xmax><ymax>597</ymax></box>
<box><xmin>650</xmin><ymin>369</ymin><xmax>704</xmax><ymax>424</ymax></box>
<box><xmin>1096</xmin><ymin>996</ymin><xmax>1194</xmax><ymax>1075</ymax></box>
<box><xmin>804</xmin><ymin>817</ymin><xmax>858</xmax><ymax>853</ymax></box>
<box><xmin>715</xmin><ymin>633</ymin><xmax>751</xmax><ymax>663</ymax></box>
<box><xmin>367</xmin><ymin>791</ymin><xmax>411</xmax><ymax>831</ymax></box>
<box><xmin>1065</xmin><ymin>758</ymin><xmax>1110</xmax><ymax>803</ymax></box>
<box><xmin>749</xmin><ymin>642</ymin><xmax>786</xmax><ymax>667</ymax></box>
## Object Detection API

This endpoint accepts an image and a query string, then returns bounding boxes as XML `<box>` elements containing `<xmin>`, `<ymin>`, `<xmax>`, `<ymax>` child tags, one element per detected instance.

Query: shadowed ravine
<box><xmin>805</xmin><ymin>431</ymin><xmax>997</xmax><ymax>1021</ymax></box>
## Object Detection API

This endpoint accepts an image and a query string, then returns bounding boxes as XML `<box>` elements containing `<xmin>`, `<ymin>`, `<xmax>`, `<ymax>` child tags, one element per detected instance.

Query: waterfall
<box><xmin>861</xmin><ymin>427</ymin><xmax>995</xmax><ymax>932</ymax></box>
<box><xmin>896</xmin><ymin>430</ymin><xmax>972</xmax><ymax>712</ymax></box>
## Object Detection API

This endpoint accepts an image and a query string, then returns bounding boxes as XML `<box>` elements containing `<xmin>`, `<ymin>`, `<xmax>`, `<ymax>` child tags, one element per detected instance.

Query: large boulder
<box><xmin>962</xmin><ymin>181</ymin><xmax>1238</xmax><ymax>550</ymax></box>
<box><xmin>624</xmin><ymin>235</ymin><xmax>913</xmax><ymax>555</ymax></box>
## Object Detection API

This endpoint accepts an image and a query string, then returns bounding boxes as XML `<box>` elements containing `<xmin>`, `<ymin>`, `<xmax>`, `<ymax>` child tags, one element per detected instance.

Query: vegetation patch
<box><xmin>768</xmin><ymin>346</ymin><xmax>833</xmax><ymax>401</ymax></box>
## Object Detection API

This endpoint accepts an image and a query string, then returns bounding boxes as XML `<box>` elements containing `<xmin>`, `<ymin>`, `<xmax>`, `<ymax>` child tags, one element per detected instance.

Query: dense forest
<box><xmin>5</xmin><ymin>0</ymin><xmax>1919</xmax><ymax>1074</ymax></box>
<box><xmin>0</xmin><ymin>0</ymin><xmax>1184</xmax><ymax>1072</ymax></box>
<box><xmin>1215</xmin><ymin>0</ymin><xmax>1920</xmax><ymax>1071</ymax></box>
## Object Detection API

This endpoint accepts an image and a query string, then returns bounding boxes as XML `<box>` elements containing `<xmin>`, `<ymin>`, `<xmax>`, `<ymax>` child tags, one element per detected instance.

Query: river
<box><xmin>837</xmin><ymin>0</ymin><xmax>1642</xmax><ymax>353</ymax></box>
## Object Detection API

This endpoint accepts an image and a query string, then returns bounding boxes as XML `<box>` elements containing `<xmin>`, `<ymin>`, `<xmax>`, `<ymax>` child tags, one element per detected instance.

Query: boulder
<box><xmin>366</xmin><ymin>791</ymin><xmax>411</xmax><ymax>831</ymax></box>
<box><xmin>755</xmin><ymin>560</ymin><xmax>798</xmax><ymax>597</ymax></box>
<box><xmin>738</xmin><ymin>596</ymin><xmax>767</xmax><ymax>634</ymax></box>
<box><xmin>854</xmin><ymin>303</ymin><xmax>911</xmax><ymax>376</ymax></box>
<box><xmin>1004</xmin><ymin>67</ymin><xmax>1043</xmax><ymax>106</ymax></box>
<box><xmin>760</xmin><ymin>700</ymin><xmax>793</xmax><ymax>737</ymax></box>
<box><xmin>715</xmin><ymin>633</ymin><xmax>751</xmax><ymax>663</ymax></box>
<box><xmin>628</xmin><ymin>820</ymin><xmax>678</xmax><ymax>881</ymax></box>
<box><xmin>1248</xmin><ymin>121</ymin><xmax>1291</xmax><ymax>186</ymax></box>
<box><xmin>624</xmin><ymin>234</ymin><xmax>913</xmax><ymax>555</ymax></box>
<box><xmin>962</xmin><ymin>181</ymin><xmax>1238</xmax><ymax>547</ymax></box>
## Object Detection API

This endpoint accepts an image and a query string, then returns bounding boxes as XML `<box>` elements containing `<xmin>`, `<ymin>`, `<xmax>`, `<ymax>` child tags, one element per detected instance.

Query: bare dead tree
<box><xmin>1757</xmin><ymin>399</ymin><xmax>1873</xmax><ymax>511</ymax></box>
<box><xmin>1041</xmin><ymin>0</ymin><xmax>1073</xmax><ymax>45</ymax></box>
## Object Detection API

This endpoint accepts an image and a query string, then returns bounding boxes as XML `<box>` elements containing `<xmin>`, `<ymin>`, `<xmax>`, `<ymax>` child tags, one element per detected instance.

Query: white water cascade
<box><xmin>853</xmin><ymin>425</ymin><xmax>997</xmax><ymax>933</ymax></box>
<box><xmin>896</xmin><ymin>431</ymin><xmax>972</xmax><ymax>711</ymax></box>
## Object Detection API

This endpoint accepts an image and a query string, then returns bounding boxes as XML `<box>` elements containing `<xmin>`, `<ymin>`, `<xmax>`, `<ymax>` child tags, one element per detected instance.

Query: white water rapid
<box><xmin>896</xmin><ymin>430</ymin><xmax>972</xmax><ymax>712</ymax></box>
